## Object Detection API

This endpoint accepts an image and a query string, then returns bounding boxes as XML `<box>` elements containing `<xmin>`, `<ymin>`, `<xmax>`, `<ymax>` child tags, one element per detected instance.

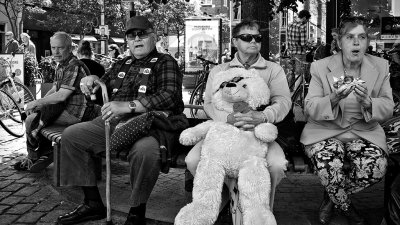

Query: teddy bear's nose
<box><xmin>226</xmin><ymin>82</ymin><xmax>236</xmax><ymax>88</ymax></box>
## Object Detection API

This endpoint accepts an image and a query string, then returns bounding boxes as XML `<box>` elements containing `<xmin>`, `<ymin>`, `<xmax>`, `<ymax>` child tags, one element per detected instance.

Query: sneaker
<box><xmin>13</xmin><ymin>157</ymin><xmax>34</xmax><ymax>171</ymax></box>
<box><xmin>29</xmin><ymin>153</ymin><xmax>54</xmax><ymax>173</ymax></box>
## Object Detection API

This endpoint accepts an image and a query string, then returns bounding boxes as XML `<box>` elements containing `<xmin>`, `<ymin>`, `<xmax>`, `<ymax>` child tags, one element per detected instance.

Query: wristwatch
<box><xmin>128</xmin><ymin>101</ymin><xmax>136</xmax><ymax>113</ymax></box>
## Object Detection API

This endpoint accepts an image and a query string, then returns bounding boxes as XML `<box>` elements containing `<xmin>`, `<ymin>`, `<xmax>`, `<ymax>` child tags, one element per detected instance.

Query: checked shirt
<box><xmin>100</xmin><ymin>49</ymin><xmax>184</xmax><ymax>115</ymax></box>
<box><xmin>287</xmin><ymin>20</ymin><xmax>308</xmax><ymax>55</ymax></box>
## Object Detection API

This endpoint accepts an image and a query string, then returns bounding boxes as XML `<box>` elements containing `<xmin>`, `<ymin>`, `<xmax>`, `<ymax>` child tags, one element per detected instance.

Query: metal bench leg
<box><xmin>53</xmin><ymin>142</ymin><xmax>61</xmax><ymax>187</ymax></box>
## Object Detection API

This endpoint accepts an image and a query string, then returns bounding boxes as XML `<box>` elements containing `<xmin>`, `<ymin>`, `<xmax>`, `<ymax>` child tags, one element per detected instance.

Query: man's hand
<box><xmin>80</xmin><ymin>75</ymin><xmax>100</xmax><ymax>97</ymax></box>
<box><xmin>101</xmin><ymin>101</ymin><xmax>130</xmax><ymax>121</ymax></box>
<box><xmin>25</xmin><ymin>100</ymin><xmax>38</xmax><ymax>115</ymax></box>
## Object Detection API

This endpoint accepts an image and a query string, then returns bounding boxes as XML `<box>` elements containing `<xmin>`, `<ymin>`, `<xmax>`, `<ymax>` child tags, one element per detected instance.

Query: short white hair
<box><xmin>50</xmin><ymin>31</ymin><xmax>72</xmax><ymax>48</ymax></box>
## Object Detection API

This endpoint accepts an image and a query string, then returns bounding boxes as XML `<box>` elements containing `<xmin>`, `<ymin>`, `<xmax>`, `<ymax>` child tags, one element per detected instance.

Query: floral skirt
<box><xmin>306</xmin><ymin>138</ymin><xmax>387</xmax><ymax>209</ymax></box>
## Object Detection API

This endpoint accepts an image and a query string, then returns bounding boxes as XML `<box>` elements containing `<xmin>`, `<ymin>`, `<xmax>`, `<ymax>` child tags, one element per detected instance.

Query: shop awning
<box><xmin>83</xmin><ymin>36</ymin><xmax>98</xmax><ymax>42</ymax></box>
<box><xmin>70</xmin><ymin>34</ymin><xmax>98</xmax><ymax>42</ymax></box>
<box><xmin>110</xmin><ymin>37</ymin><xmax>125</xmax><ymax>44</ymax></box>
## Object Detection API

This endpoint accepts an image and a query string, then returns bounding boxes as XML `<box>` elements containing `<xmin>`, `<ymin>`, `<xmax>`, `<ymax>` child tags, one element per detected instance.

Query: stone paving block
<box><xmin>0</xmin><ymin>205</ymin><xmax>10</xmax><ymax>214</ymax></box>
<box><xmin>6</xmin><ymin>173</ymin><xmax>28</xmax><ymax>180</ymax></box>
<box><xmin>1</xmin><ymin>183</ymin><xmax>24</xmax><ymax>192</ymax></box>
<box><xmin>15</xmin><ymin>177</ymin><xmax>36</xmax><ymax>184</ymax></box>
<box><xmin>32</xmin><ymin>197</ymin><xmax>61</xmax><ymax>212</ymax></box>
<box><xmin>22</xmin><ymin>185</ymin><xmax>52</xmax><ymax>203</ymax></box>
<box><xmin>0</xmin><ymin>214</ymin><xmax>19</xmax><ymax>225</ymax></box>
<box><xmin>0</xmin><ymin>191</ymin><xmax>12</xmax><ymax>201</ymax></box>
<box><xmin>0</xmin><ymin>179</ymin><xmax>13</xmax><ymax>189</ymax></box>
<box><xmin>6</xmin><ymin>203</ymin><xmax>35</xmax><ymax>214</ymax></box>
<box><xmin>0</xmin><ymin>170</ymin><xmax>14</xmax><ymax>177</ymax></box>
<box><xmin>38</xmin><ymin>209</ymin><xmax>70</xmax><ymax>223</ymax></box>
<box><xmin>16</xmin><ymin>211</ymin><xmax>45</xmax><ymax>224</ymax></box>
<box><xmin>0</xmin><ymin>196</ymin><xmax>24</xmax><ymax>205</ymax></box>
<box><xmin>13</xmin><ymin>185</ymin><xmax>40</xmax><ymax>197</ymax></box>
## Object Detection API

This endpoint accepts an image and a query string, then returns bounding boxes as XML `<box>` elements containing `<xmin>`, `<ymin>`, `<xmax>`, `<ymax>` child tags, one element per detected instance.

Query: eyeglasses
<box><xmin>234</xmin><ymin>34</ymin><xmax>262</xmax><ymax>43</ymax></box>
<box><xmin>126</xmin><ymin>31</ymin><xmax>153</xmax><ymax>40</ymax></box>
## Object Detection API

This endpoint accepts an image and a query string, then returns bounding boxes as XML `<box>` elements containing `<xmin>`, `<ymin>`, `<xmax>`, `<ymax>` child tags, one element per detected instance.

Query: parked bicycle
<box><xmin>0</xmin><ymin>89</ymin><xmax>26</xmax><ymax>137</ymax></box>
<box><xmin>0</xmin><ymin>53</ymin><xmax>35</xmax><ymax>110</ymax></box>
<box><xmin>188</xmin><ymin>56</ymin><xmax>217</xmax><ymax>118</ymax></box>
<box><xmin>282</xmin><ymin>55</ymin><xmax>311</xmax><ymax>122</ymax></box>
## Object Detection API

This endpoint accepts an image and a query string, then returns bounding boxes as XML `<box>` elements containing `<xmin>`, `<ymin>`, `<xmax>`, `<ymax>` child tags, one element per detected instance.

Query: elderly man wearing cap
<box><xmin>57</xmin><ymin>16</ymin><xmax>185</xmax><ymax>225</ymax></box>
<box><xmin>4</xmin><ymin>31</ymin><xmax>19</xmax><ymax>54</ymax></box>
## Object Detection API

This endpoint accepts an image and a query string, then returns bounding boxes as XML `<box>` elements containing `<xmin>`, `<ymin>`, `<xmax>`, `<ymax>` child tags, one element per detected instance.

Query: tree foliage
<box><xmin>135</xmin><ymin>0</ymin><xmax>197</xmax><ymax>36</ymax></box>
<box><xmin>22</xmin><ymin>0</ymin><xmax>128</xmax><ymax>36</ymax></box>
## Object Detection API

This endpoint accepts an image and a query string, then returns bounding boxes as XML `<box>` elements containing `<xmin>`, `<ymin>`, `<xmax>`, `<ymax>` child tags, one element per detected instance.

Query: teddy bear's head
<box><xmin>212</xmin><ymin>68</ymin><xmax>271</xmax><ymax>113</ymax></box>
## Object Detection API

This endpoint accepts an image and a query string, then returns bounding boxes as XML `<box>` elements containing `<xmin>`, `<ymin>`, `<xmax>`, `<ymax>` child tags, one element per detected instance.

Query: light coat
<box><xmin>300</xmin><ymin>53</ymin><xmax>394</xmax><ymax>153</ymax></box>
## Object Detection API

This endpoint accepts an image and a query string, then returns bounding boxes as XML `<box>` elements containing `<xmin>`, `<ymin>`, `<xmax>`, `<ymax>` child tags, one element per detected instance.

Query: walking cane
<box><xmin>94</xmin><ymin>80</ymin><xmax>113</xmax><ymax>225</ymax></box>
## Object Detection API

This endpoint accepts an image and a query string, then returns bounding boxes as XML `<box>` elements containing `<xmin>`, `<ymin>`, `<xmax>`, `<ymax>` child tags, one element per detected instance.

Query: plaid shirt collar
<box><xmin>57</xmin><ymin>53</ymin><xmax>75</xmax><ymax>68</ymax></box>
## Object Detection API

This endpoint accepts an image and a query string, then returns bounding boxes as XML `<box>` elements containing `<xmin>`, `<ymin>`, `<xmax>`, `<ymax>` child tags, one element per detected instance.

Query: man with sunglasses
<box><xmin>56</xmin><ymin>16</ymin><xmax>184</xmax><ymax>225</ymax></box>
<box><xmin>185</xmin><ymin>19</ymin><xmax>291</xmax><ymax>214</ymax></box>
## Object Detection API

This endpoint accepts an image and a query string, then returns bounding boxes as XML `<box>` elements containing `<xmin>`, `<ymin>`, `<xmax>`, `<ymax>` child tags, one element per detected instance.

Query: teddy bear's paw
<box><xmin>254</xmin><ymin>123</ymin><xmax>278</xmax><ymax>142</ymax></box>
<box><xmin>179</xmin><ymin>131</ymin><xmax>202</xmax><ymax>146</ymax></box>
<box><xmin>243</xmin><ymin>208</ymin><xmax>277</xmax><ymax>225</ymax></box>
<box><xmin>175</xmin><ymin>202</ymin><xmax>216</xmax><ymax>225</ymax></box>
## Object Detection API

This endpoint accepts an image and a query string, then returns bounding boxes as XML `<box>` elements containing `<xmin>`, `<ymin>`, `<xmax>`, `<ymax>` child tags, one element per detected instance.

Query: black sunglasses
<box><xmin>234</xmin><ymin>34</ymin><xmax>262</xmax><ymax>43</ymax></box>
<box><xmin>218</xmin><ymin>76</ymin><xmax>245</xmax><ymax>90</ymax></box>
<box><xmin>126</xmin><ymin>31</ymin><xmax>153</xmax><ymax>40</ymax></box>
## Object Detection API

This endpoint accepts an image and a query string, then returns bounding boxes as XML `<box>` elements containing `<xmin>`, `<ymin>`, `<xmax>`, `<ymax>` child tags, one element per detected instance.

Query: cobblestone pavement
<box><xmin>0</xmin><ymin>123</ymin><xmax>386</xmax><ymax>225</ymax></box>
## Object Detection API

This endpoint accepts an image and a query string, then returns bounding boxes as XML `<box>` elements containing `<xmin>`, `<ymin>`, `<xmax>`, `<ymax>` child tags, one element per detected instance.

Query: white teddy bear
<box><xmin>175</xmin><ymin>68</ymin><xmax>278</xmax><ymax>225</ymax></box>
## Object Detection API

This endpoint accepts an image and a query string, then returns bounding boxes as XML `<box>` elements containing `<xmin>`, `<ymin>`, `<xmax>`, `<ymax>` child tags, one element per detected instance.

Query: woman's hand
<box><xmin>80</xmin><ymin>75</ymin><xmax>100</xmax><ymax>96</ymax></box>
<box><xmin>229</xmin><ymin>111</ymin><xmax>266</xmax><ymax>131</ymax></box>
<box><xmin>330</xmin><ymin>85</ymin><xmax>355</xmax><ymax>107</ymax></box>
<box><xmin>101</xmin><ymin>101</ymin><xmax>130</xmax><ymax>121</ymax></box>
<box><xmin>353</xmin><ymin>83</ymin><xmax>372</xmax><ymax>109</ymax></box>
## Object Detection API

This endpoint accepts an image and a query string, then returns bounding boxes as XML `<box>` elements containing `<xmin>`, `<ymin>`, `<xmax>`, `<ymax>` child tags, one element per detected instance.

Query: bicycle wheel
<box><xmin>0</xmin><ymin>89</ymin><xmax>25</xmax><ymax>137</ymax></box>
<box><xmin>188</xmin><ymin>82</ymin><xmax>208</xmax><ymax>119</ymax></box>
<box><xmin>393</xmin><ymin>91</ymin><xmax>400</xmax><ymax>117</ymax></box>
<box><xmin>291</xmin><ymin>86</ymin><xmax>307</xmax><ymax>122</ymax></box>
<box><xmin>1</xmin><ymin>80</ymin><xmax>35</xmax><ymax>109</ymax></box>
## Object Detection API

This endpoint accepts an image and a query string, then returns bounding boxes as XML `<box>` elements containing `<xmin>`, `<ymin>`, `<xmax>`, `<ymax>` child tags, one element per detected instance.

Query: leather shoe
<box><xmin>124</xmin><ymin>214</ymin><xmax>146</xmax><ymax>225</ymax></box>
<box><xmin>319</xmin><ymin>191</ymin><xmax>334</xmax><ymax>224</ymax></box>
<box><xmin>341</xmin><ymin>204</ymin><xmax>366</xmax><ymax>225</ymax></box>
<box><xmin>57</xmin><ymin>203</ymin><xmax>106</xmax><ymax>225</ymax></box>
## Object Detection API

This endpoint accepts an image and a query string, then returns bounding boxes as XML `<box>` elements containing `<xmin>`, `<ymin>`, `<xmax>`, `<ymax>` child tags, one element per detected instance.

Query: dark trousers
<box><xmin>59</xmin><ymin>116</ymin><xmax>161</xmax><ymax>207</ymax></box>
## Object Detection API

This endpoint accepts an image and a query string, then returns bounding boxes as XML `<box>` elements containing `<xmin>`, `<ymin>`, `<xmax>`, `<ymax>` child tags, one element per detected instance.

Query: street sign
<box><xmin>381</xmin><ymin>34</ymin><xmax>400</xmax><ymax>40</ymax></box>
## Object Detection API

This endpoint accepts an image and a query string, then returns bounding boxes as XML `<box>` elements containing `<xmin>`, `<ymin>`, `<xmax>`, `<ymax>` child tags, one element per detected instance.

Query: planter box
<box><xmin>28</xmin><ymin>83</ymin><xmax>53</xmax><ymax>99</ymax></box>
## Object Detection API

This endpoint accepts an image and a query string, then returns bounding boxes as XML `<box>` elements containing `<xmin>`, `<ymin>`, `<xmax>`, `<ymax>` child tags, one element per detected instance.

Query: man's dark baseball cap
<box><xmin>125</xmin><ymin>16</ymin><xmax>153</xmax><ymax>34</ymax></box>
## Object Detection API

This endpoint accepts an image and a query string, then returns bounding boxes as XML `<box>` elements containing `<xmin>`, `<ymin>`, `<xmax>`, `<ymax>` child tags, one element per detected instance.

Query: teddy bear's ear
<box><xmin>245</xmin><ymin>76</ymin><xmax>271</xmax><ymax>109</ymax></box>
<box><xmin>212</xmin><ymin>91</ymin><xmax>234</xmax><ymax>113</ymax></box>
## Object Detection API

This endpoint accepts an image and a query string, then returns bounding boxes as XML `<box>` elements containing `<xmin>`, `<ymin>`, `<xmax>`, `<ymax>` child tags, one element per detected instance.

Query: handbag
<box><xmin>110</xmin><ymin>112</ymin><xmax>155</xmax><ymax>157</ymax></box>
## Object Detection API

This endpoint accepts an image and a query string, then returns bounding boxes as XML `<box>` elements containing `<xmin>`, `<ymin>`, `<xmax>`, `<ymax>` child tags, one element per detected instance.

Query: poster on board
<box><xmin>184</xmin><ymin>18</ymin><xmax>221</xmax><ymax>72</ymax></box>
<box><xmin>0</xmin><ymin>53</ymin><xmax>24</xmax><ymax>84</ymax></box>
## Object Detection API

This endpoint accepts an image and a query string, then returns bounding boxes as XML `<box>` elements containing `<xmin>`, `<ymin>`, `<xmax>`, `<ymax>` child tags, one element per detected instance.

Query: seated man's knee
<box><xmin>128</xmin><ymin>136</ymin><xmax>159</xmax><ymax>161</ymax></box>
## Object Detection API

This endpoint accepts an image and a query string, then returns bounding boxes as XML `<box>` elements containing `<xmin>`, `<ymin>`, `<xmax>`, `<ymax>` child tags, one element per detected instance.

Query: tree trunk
<box><xmin>240</xmin><ymin>0</ymin><xmax>269</xmax><ymax>60</ymax></box>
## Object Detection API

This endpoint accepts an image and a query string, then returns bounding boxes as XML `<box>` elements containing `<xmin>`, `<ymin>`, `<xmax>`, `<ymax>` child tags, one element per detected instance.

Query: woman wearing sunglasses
<box><xmin>185</xmin><ymin>19</ymin><xmax>291</xmax><ymax>215</ymax></box>
<box><xmin>300</xmin><ymin>17</ymin><xmax>394</xmax><ymax>225</ymax></box>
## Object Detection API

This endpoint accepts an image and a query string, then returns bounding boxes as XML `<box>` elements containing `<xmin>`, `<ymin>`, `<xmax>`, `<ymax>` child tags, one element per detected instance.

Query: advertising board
<box><xmin>184</xmin><ymin>18</ymin><xmax>221</xmax><ymax>72</ymax></box>
<box><xmin>0</xmin><ymin>53</ymin><xmax>24</xmax><ymax>84</ymax></box>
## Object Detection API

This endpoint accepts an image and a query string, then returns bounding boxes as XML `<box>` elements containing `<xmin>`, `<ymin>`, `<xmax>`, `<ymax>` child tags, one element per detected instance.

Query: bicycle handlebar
<box><xmin>196</xmin><ymin>56</ymin><xmax>218</xmax><ymax>65</ymax></box>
